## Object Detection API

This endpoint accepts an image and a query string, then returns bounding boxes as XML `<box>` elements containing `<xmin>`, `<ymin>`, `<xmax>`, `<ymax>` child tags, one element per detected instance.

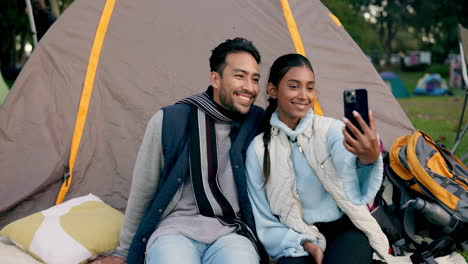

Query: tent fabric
<box><xmin>414</xmin><ymin>73</ymin><xmax>449</xmax><ymax>95</ymax></box>
<box><xmin>460</xmin><ymin>25</ymin><xmax>468</xmax><ymax>65</ymax></box>
<box><xmin>380</xmin><ymin>71</ymin><xmax>410</xmax><ymax>98</ymax></box>
<box><xmin>0</xmin><ymin>73</ymin><xmax>8</xmax><ymax>105</ymax></box>
<box><xmin>0</xmin><ymin>0</ymin><xmax>414</xmax><ymax>227</ymax></box>
<box><xmin>459</xmin><ymin>25</ymin><xmax>468</xmax><ymax>86</ymax></box>
<box><xmin>55</xmin><ymin>0</ymin><xmax>117</xmax><ymax>205</ymax></box>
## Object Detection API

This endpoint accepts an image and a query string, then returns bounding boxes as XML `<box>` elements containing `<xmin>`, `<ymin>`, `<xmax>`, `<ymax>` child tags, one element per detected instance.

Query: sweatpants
<box><xmin>277</xmin><ymin>215</ymin><xmax>373</xmax><ymax>264</ymax></box>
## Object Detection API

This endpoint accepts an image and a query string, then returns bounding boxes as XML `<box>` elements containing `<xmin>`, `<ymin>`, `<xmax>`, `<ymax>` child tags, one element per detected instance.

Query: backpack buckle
<box><xmin>410</xmin><ymin>250</ymin><xmax>437</xmax><ymax>264</ymax></box>
<box><xmin>391</xmin><ymin>238</ymin><xmax>407</xmax><ymax>256</ymax></box>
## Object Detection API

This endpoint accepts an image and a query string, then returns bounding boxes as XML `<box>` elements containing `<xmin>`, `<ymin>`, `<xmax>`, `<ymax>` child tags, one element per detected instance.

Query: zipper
<box><xmin>319</xmin><ymin>154</ymin><xmax>331</xmax><ymax>169</ymax></box>
<box><xmin>286</xmin><ymin>146</ymin><xmax>304</xmax><ymax>217</ymax></box>
<box><xmin>297</xmin><ymin>141</ymin><xmax>303</xmax><ymax>153</ymax></box>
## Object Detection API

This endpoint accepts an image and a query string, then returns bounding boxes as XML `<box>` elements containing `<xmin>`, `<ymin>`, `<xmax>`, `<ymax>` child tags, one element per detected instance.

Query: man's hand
<box><xmin>89</xmin><ymin>256</ymin><xmax>125</xmax><ymax>264</ymax></box>
<box><xmin>342</xmin><ymin>110</ymin><xmax>380</xmax><ymax>165</ymax></box>
<box><xmin>302</xmin><ymin>241</ymin><xmax>323</xmax><ymax>264</ymax></box>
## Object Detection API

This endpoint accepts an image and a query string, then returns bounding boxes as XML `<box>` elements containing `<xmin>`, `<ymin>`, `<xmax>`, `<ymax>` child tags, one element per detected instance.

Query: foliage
<box><xmin>322</xmin><ymin>0</ymin><xmax>382</xmax><ymax>54</ymax></box>
<box><xmin>411</xmin><ymin>0</ymin><xmax>468</xmax><ymax>63</ymax></box>
<box><xmin>0</xmin><ymin>0</ymin><xmax>30</xmax><ymax>71</ymax></box>
<box><xmin>0</xmin><ymin>0</ymin><xmax>74</xmax><ymax>81</ymax></box>
<box><xmin>349</xmin><ymin>0</ymin><xmax>420</xmax><ymax>65</ymax></box>
<box><xmin>425</xmin><ymin>64</ymin><xmax>450</xmax><ymax>79</ymax></box>
<box><xmin>346</xmin><ymin>0</ymin><xmax>468</xmax><ymax>65</ymax></box>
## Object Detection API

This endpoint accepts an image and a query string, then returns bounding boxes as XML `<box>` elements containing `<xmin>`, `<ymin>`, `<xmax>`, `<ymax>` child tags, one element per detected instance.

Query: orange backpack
<box><xmin>388</xmin><ymin>130</ymin><xmax>468</xmax><ymax>222</ymax></box>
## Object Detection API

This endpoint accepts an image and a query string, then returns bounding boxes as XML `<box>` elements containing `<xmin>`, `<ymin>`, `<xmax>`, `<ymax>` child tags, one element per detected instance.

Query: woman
<box><xmin>246</xmin><ymin>54</ymin><xmax>391</xmax><ymax>264</ymax></box>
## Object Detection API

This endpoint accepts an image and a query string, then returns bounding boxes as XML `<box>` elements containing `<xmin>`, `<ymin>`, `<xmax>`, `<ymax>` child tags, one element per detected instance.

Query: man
<box><xmin>93</xmin><ymin>38</ymin><xmax>266</xmax><ymax>264</ymax></box>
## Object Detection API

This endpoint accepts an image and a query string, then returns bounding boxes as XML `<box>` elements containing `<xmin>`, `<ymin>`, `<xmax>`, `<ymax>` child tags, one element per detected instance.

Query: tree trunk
<box><xmin>384</xmin><ymin>21</ymin><xmax>393</xmax><ymax>66</ymax></box>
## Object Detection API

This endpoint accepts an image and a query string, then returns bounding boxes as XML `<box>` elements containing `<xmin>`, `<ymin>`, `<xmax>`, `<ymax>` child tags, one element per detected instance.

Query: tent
<box><xmin>380</xmin><ymin>71</ymin><xmax>410</xmax><ymax>98</ymax></box>
<box><xmin>0</xmin><ymin>72</ymin><xmax>8</xmax><ymax>105</ymax></box>
<box><xmin>414</xmin><ymin>73</ymin><xmax>449</xmax><ymax>95</ymax></box>
<box><xmin>0</xmin><ymin>0</ymin><xmax>414</xmax><ymax>227</ymax></box>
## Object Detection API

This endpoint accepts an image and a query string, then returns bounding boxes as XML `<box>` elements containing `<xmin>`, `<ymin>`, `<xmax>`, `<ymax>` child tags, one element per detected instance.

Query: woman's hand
<box><xmin>302</xmin><ymin>241</ymin><xmax>324</xmax><ymax>264</ymax></box>
<box><xmin>342</xmin><ymin>110</ymin><xmax>380</xmax><ymax>165</ymax></box>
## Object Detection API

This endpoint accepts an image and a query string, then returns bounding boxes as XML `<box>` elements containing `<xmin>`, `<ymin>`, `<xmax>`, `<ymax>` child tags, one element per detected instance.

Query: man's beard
<box><xmin>219</xmin><ymin>88</ymin><xmax>239</xmax><ymax>114</ymax></box>
<box><xmin>219</xmin><ymin>87</ymin><xmax>256</xmax><ymax>114</ymax></box>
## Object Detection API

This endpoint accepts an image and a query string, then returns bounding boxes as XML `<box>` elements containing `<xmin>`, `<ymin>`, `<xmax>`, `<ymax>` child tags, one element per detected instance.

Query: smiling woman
<box><xmin>267</xmin><ymin>65</ymin><xmax>315</xmax><ymax>130</ymax></box>
<box><xmin>246</xmin><ymin>53</ymin><xmax>390</xmax><ymax>264</ymax></box>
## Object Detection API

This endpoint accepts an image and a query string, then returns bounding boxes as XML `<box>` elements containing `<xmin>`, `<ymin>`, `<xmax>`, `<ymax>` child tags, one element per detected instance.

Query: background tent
<box><xmin>0</xmin><ymin>0</ymin><xmax>414</xmax><ymax>227</ymax></box>
<box><xmin>380</xmin><ymin>71</ymin><xmax>410</xmax><ymax>98</ymax></box>
<box><xmin>414</xmin><ymin>73</ymin><xmax>449</xmax><ymax>95</ymax></box>
<box><xmin>0</xmin><ymin>72</ymin><xmax>8</xmax><ymax>104</ymax></box>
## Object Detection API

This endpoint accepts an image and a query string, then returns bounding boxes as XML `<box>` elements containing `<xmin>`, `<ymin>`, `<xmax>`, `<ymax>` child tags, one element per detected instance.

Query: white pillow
<box><xmin>0</xmin><ymin>194</ymin><xmax>123</xmax><ymax>264</ymax></box>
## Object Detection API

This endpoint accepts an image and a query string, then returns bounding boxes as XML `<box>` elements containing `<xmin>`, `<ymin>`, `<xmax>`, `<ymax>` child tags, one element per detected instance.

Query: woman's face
<box><xmin>268</xmin><ymin>66</ymin><xmax>315</xmax><ymax>129</ymax></box>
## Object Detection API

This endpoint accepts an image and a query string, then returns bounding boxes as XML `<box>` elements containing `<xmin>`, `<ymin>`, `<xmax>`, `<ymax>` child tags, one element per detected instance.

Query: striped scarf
<box><xmin>177</xmin><ymin>87</ymin><xmax>237</xmax><ymax>218</ymax></box>
<box><xmin>177</xmin><ymin>87</ymin><xmax>258</xmax><ymax>248</ymax></box>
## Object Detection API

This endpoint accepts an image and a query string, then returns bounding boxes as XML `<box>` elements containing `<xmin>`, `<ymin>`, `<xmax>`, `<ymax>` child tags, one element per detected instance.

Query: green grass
<box><xmin>396</xmin><ymin>69</ymin><xmax>468</xmax><ymax>160</ymax></box>
<box><xmin>461</xmin><ymin>251</ymin><xmax>468</xmax><ymax>261</ymax></box>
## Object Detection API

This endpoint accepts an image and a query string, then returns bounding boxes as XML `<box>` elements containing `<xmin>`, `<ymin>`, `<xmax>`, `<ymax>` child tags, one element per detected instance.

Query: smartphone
<box><xmin>343</xmin><ymin>89</ymin><xmax>369</xmax><ymax>138</ymax></box>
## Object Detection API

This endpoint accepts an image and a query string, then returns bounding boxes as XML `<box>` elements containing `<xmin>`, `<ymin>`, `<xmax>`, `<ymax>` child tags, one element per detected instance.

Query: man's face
<box><xmin>211</xmin><ymin>52</ymin><xmax>260</xmax><ymax>114</ymax></box>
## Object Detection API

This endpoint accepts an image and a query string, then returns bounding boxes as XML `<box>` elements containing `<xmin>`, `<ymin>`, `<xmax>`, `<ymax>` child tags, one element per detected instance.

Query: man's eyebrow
<box><xmin>232</xmin><ymin>68</ymin><xmax>261</xmax><ymax>78</ymax></box>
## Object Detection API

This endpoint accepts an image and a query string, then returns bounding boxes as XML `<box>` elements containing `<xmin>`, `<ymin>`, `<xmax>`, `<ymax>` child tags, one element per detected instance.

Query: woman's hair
<box><xmin>262</xmin><ymin>54</ymin><xmax>314</xmax><ymax>183</ymax></box>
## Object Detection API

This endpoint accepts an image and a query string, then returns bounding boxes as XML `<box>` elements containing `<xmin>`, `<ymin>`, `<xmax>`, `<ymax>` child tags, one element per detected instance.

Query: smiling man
<box><xmin>92</xmin><ymin>38</ymin><xmax>267</xmax><ymax>264</ymax></box>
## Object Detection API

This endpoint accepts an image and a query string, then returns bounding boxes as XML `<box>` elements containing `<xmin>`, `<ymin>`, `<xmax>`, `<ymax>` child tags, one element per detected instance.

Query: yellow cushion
<box><xmin>0</xmin><ymin>194</ymin><xmax>123</xmax><ymax>264</ymax></box>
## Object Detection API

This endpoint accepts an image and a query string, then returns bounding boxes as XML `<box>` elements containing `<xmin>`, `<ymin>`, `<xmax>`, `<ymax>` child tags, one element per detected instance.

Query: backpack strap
<box><xmin>410</xmin><ymin>236</ymin><xmax>456</xmax><ymax>264</ymax></box>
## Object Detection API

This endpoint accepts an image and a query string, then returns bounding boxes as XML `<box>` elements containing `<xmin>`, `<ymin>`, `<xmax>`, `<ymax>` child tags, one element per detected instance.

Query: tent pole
<box><xmin>452</xmin><ymin>39</ymin><xmax>468</xmax><ymax>154</ymax></box>
<box><xmin>25</xmin><ymin>0</ymin><xmax>38</xmax><ymax>47</ymax></box>
<box><xmin>452</xmin><ymin>122</ymin><xmax>468</xmax><ymax>155</ymax></box>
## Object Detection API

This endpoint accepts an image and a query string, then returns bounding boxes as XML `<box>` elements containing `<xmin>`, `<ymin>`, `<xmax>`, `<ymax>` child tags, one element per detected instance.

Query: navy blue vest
<box><xmin>127</xmin><ymin>103</ymin><xmax>266</xmax><ymax>264</ymax></box>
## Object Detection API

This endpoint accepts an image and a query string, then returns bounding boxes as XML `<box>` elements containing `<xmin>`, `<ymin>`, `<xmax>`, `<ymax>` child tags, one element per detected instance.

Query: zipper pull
<box><xmin>298</xmin><ymin>144</ymin><xmax>303</xmax><ymax>153</ymax></box>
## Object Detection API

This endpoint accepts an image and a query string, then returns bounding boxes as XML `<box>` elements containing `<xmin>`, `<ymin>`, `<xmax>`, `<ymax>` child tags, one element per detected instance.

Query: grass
<box><xmin>396</xmin><ymin>69</ymin><xmax>468</xmax><ymax>160</ymax></box>
<box><xmin>462</xmin><ymin>251</ymin><xmax>468</xmax><ymax>261</ymax></box>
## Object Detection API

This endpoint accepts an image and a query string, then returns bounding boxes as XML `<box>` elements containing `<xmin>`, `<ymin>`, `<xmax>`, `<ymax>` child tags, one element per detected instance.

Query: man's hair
<box><xmin>209</xmin><ymin>37</ymin><xmax>261</xmax><ymax>75</ymax></box>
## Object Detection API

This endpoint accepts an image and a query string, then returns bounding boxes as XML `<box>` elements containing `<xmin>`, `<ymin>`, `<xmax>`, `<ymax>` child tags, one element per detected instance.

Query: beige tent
<box><xmin>0</xmin><ymin>0</ymin><xmax>413</xmax><ymax>227</ymax></box>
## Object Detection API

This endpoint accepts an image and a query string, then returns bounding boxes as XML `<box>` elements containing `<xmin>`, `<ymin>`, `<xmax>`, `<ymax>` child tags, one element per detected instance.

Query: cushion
<box><xmin>0</xmin><ymin>194</ymin><xmax>124</xmax><ymax>264</ymax></box>
<box><xmin>0</xmin><ymin>239</ymin><xmax>42</xmax><ymax>264</ymax></box>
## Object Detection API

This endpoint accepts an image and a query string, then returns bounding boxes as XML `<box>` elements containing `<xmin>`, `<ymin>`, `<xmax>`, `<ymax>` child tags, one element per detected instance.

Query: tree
<box><xmin>350</xmin><ymin>0</ymin><xmax>420</xmax><ymax>66</ymax></box>
<box><xmin>0</xmin><ymin>0</ymin><xmax>30</xmax><ymax>80</ymax></box>
<box><xmin>323</xmin><ymin>0</ymin><xmax>382</xmax><ymax>55</ymax></box>
<box><xmin>411</xmin><ymin>0</ymin><xmax>468</xmax><ymax>63</ymax></box>
<box><xmin>0</xmin><ymin>0</ymin><xmax>75</xmax><ymax>82</ymax></box>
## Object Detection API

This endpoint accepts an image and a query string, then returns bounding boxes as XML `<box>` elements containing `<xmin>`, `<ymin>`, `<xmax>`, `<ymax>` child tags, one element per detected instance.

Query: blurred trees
<box><xmin>322</xmin><ymin>0</ymin><xmax>382</xmax><ymax>54</ymax></box>
<box><xmin>411</xmin><ymin>0</ymin><xmax>468</xmax><ymax>63</ymax></box>
<box><xmin>324</xmin><ymin>0</ymin><xmax>468</xmax><ymax>65</ymax></box>
<box><xmin>1</xmin><ymin>0</ymin><xmax>467</xmax><ymax>83</ymax></box>
<box><xmin>348</xmin><ymin>0</ymin><xmax>419</xmax><ymax>66</ymax></box>
<box><xmin>0</xmin><ymin>0</ymin><xmax>30</xmax><ymax>80</ymax></box>
<box><xmin>0</xmin><ymin>0</ymin><xmax>73</xmax><ymax>82</ymax></box>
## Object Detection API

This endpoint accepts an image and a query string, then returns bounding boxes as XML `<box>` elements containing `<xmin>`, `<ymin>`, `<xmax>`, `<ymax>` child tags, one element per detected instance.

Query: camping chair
<box><xmin>452</xmin><ymin>24</ymin><xmax>468</xmax><ymax>165</ymax></box>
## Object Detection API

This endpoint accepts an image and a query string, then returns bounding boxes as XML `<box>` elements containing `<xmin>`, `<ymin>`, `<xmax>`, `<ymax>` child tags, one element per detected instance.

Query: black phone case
<box><xmin>343</xmin><ymin>89</ymin><xmax>369</xmax><ymax>137</ymax></box>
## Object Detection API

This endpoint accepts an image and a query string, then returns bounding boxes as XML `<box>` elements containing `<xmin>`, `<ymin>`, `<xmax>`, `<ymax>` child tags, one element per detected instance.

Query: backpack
<box><xmin>372</xmin><ymin>130</ymin><xmax>468</xmax><ymax>263</ymax></box>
